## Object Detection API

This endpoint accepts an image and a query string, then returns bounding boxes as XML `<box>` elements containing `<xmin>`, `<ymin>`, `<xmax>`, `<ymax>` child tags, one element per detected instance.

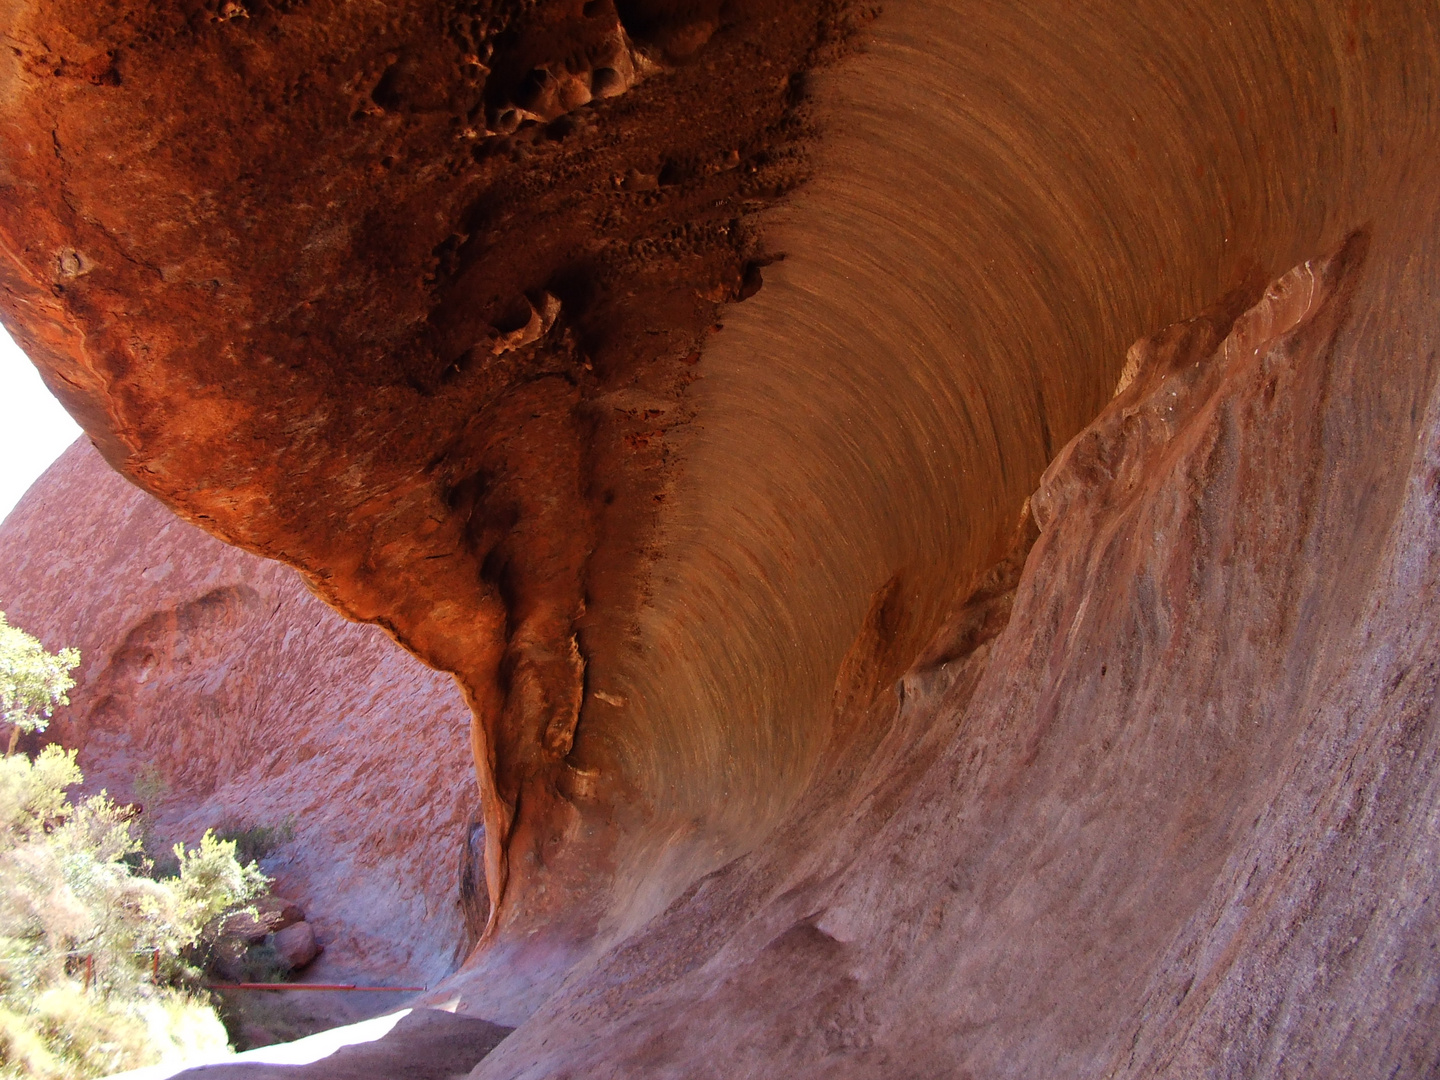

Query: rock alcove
<box><xmin>1</xmin><ymin>0</ymin><xmax>1438</xmax><ymax>1075</ymax></box>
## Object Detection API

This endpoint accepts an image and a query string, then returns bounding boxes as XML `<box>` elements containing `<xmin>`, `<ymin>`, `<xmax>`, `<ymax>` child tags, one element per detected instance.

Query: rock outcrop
<box><xmin>0</xmin><ymin>0</ymin><xmax>866</xmax><ymax>964</ymax></box>
<box><xmin>0</xmin><ymin>440</ymin><xmax>477</xmax><ymax>988</ymax></box>
<box><xmin>469</xmin><ymin>232</ymin><xmax>1440</xmax><ymax>1077</ymax></box>
<box><xmin>270</xmin><ymin>922</ymin><xmax>322</xmax><ymax>973</ymax></box>
<box><xmin>2</xmin><ymin>0</ymin><xmax>1439</xmax><ymax>1075</ymax></box>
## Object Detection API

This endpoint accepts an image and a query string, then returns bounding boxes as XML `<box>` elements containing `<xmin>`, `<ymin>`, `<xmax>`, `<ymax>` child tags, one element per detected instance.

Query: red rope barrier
<box><xmin>203</xmin><ymin>983</ymin><xmax>426</xmax><ymax>992</ymax></box>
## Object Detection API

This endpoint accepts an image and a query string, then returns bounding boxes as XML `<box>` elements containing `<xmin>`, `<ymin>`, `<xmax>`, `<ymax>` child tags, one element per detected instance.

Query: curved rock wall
<box><xmin>0</xmin><ymin>440</ymin><xmax>477</xmax><ymax>987</ymax></box>
<box><xmin>474</xmin><ymin>230</ymin><xmax>1440</xmax><ymax>1076</ymax></box>
<box><xmin>1</xmin><ymin>0</ymin><xmax>1438</xmax><ymax>1071</ymax></box>
<box><xmin>613</xmin><ymin>0</ymin><xmax>1431</xmax><ymax>852</ymax></box>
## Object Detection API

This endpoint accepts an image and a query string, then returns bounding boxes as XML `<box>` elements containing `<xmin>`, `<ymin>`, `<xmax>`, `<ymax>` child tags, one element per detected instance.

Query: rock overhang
<box><xmin>1</xmin><ymin>0</ymin><xmax>1438</xmax><ymax>1060</ymax></box>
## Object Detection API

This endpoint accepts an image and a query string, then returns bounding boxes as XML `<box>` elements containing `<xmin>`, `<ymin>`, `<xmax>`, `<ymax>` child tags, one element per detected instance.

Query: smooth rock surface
<box><xmin>469</xmin><ymin>237</ymin><xmax>1440</xmax><ymax>1077</ymax></box>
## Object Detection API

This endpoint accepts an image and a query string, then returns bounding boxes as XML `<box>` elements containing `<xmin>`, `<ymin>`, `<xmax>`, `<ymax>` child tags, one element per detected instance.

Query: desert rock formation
<box><xmin>1</xmin><ymin>0</ymin><xmax>1438</xmax><ymax>1075</ymax></box>
<box><xmin>0</xmin><ymin>440</ymin><xmax>477</xmax><ymax>989</ymax></box>
<box><xmin>473</xmin><ymin>232</ymin><xmax>1440</xmax><ymax>1077</ymax></box>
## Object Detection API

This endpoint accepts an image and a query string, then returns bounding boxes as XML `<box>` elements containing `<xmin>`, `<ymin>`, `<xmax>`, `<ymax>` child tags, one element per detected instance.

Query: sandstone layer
<box><xmin>469</xmin><ymin>234</ymin><xmax>1440</xmax><ymax>1076</ymax></box>
<box><xmin>2</xmin><ymin>0</ymin><xmax>1438</xmax><ymax>1074</ymax></box>
<box><xmin>0</xmin><ymin>439</ymin><xmax>477</xmax><ymax>989</ymax></box>
<box><xmin>0</xmin><ymin>0</ymin><xmax>868</xmax><ymax>971</ymax></box>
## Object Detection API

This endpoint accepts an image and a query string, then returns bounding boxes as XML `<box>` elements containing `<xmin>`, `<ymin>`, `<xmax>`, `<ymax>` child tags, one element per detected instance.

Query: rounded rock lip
<box><xmin>2</xmin><ymin>0</ymin><xmax>1438</xmax><ymax>1059</ymax></box>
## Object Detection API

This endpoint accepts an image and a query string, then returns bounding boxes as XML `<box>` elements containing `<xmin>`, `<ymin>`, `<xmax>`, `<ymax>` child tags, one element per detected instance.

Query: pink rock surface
<box><xmin>1</xmin><ymin>1</ymin><xmax>1437</xmax><ymax>1073</ymax></box>
<box><xmin>0</xmin><ymin>441</ymin><xmax>477</xmax><ymax>989</ymax></box>
<box><xmin>465</xmin><ymin>238</ymin><xmax>1440</xmax><ymax>1076</ymax></box>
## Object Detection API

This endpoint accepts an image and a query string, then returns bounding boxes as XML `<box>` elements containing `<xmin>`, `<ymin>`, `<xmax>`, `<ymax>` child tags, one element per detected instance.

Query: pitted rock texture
<box><xmin>0</xmin><ymin>440</ymin><xmax>476</xmax><ymax>988</ymax></box>
<box><xmin>0</xmin><ymin>0</ymin><xmax>866</xmax><ymax>964</ymax></box>
<box><xmin>2</xmin><ymin>0</ymin><xmax>1439</xmax><ymax>1062</ymax></box>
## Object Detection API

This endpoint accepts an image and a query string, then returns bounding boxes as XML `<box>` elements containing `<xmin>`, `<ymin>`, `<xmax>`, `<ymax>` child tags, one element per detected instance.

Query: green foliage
<box><xmin>0</xmin><ymin>740</ymin><xmax>81</xmax><ymax>837</ymax></box>
<box><xmin>0</xmin><ymin>747</ymin><xmax>266</xmax><ymax>1078</ymax></box>
<box><xmin>0</xmin><ymin>986</ymin><xmax>226</xmax><ymax>1080</ymax></box>
<box><xmin>0</xmin><ymin>613</ymin><xmax>80</xmax><ymax>755</ymax></box>
<box><xmin>172</xmin><ymin>832</ymin><xmax>270</xmax><ymax>931</ymax></box>
<box><xmin>214</xmin><ymin>818</ymin><xmax>295</xmax><ymax>867</ymax></box>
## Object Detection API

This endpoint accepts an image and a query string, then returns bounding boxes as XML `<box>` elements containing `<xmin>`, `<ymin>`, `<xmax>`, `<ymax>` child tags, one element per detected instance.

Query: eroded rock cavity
<box><xmin>2</xmin><ymin>0</ymin><xmax>1438</xmax><ymax>1070</ymax></box>
<box><xmin>0</xmin><ymin>0</ymin><xmax>865</xmax><ymax>990</ymax></box>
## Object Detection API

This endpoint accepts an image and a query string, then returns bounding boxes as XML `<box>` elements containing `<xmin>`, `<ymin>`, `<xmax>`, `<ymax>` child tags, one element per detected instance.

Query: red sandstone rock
<box><xmin>273</xmin><ymin>922</ymin><xmax>321</xmax><ymax>972</ymax></box>
<box><xmin>463</xmin><ymin>235</ymin><xmax>1440</xmax><ymax>1077</ymax></box>
<box><xmin>1</xmin><ymin>1</ymin><xmax>1438</xmax><ymax>1075</ymax></box>
<box><xmin>0</xmin><ymin>441</ymin><xmax>477</xmax><ymax>989</ymax></box>
<box><xmin>0</xmin><ymin>0</ymin><xmax>860</xmax><ymax>957</ymax></box>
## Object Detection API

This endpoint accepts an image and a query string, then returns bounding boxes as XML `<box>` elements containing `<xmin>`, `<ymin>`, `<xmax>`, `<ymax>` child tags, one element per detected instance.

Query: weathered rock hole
<box><xmin>489</xmin><ymin>105</ymin><xmax>521</xmax><ymax>134</ymax></box>
<box><xmin>614</xmin><ymin>1</ymin><xmax>720</xmax><ymax>61</ymax></box>
<box><xmin>738</xmin><ymin>260</ymin><xmax>764</xmax><ymax>300</ymax></box>
<box><xmin>658</xmin><ymin>157</ymin><xmax>695</xmax><ymax>186</ymax></box>
<box><xmin>590</xmin><ymin>66</ymin><xmax>624</xmax><ymax>97</ymax></box>
<box><xmin>547</xmin><ymin>115</ymin><xmax>579</xmax><ymax>141</ymax></box>
<box><xmin>493</xmin><ymin>294</ymin><xmax>537</xmax><ymax>335</ymax></box>
<box><xmin>371</xmin><ymin>64</ymin><xmax>402</xmax><ymax>112</ymax></box>
<box><xmin>516</xmin><ymin>67</ymin><xmax>554</xmax><ymax>111</ymax></box>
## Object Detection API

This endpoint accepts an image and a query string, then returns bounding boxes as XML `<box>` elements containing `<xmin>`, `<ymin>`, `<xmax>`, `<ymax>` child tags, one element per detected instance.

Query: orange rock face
<box><xmin>0</xmin><ymin>440</ymin><xmax>477</xmax><ymax>988</ymax></box>
<box><xmin>2</xmin><ymin>0</ymin><xmax>1439</xmax><ymax>1073</ymax></box>
<box><xmin>0</xmin><ymin>0</ymin><xmax>861</xmax><ymax>959</ymax></box>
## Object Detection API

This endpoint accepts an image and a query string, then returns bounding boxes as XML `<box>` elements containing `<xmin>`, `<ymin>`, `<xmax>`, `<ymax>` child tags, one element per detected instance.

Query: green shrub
<box><xmin>213</xmin><ymin>818</ymin><xmax>295</xmax><ymax>868</ymax></box>
<box><xmin>0</xmin><ymin>613</ymin><xmax>80</xmax><ymax>756</ymax></box>
<box><xmin>0</xmin><ymin>747</ymin><xmax>265</xmax><ymax>1078</ymax></box>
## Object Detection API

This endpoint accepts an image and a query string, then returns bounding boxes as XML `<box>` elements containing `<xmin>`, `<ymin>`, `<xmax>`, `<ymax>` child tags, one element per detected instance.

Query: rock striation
<box><xmin>470</xmin><ymin>232</ymin><xmax>1440</xmax><ymax>1076</ymax></box>
<box><xmin>1</xmin><ymin>0</ymin><xmax>1439</xmax><ymax>1075</ymax></box>
<box><xmin>0</xmin><ymin>440</ymin><xmax>477</xmax><ymax>989</ymax></box>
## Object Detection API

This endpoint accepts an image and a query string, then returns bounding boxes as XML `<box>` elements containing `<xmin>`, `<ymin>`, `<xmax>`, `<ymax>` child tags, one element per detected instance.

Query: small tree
<box><xmin>0</xmin><ymin>613</ymin><xmax>80</xmax><ymax>755</ymax></box>
<box><xmin>0</xmin><ymin>746</ymin><xmax>268</xmax><ymax>1078</ymax></box>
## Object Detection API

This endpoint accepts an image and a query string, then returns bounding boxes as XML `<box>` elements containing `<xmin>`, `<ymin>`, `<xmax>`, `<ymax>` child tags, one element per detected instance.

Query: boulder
<box><xmin>219</xmin><ymin>897</ymin><xmax>306</xmax><ymax>945</ymax></box>
<box><xmin>271</xmin><ymin>921</ymin><xmax>321</xmax><ymax>972</ymax></box>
